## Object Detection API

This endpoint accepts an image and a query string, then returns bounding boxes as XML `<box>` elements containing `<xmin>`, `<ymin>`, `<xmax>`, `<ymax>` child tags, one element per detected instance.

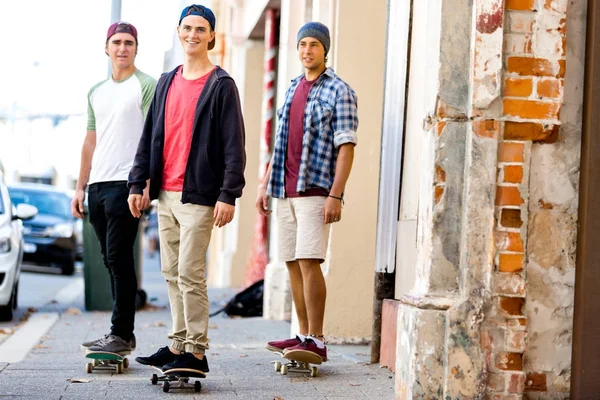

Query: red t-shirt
<box><xmin>285</xmin><ymin>77</ymin><xmax>327</xmax><ymax>197</ymax></box>
<box><xmin>162</xmin><ymin>66</ymin><xmax>214</xmax><ymax>191</ymax></box>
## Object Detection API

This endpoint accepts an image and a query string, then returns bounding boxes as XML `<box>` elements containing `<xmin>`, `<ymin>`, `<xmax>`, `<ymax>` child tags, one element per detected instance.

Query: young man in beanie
<box><xmin>257</xmin><ymin>21</ymin><xmax>358</xmax><ymax>363</ymax></box>
<box><xmin>73</xmin><ymin>21</ymin><xmax>156</xmax><ymax>353</ymax></box>
<box><xmin>129</xmin><ymin>4</ymin><xmax>246</xmax><ymax>373</ymax></box>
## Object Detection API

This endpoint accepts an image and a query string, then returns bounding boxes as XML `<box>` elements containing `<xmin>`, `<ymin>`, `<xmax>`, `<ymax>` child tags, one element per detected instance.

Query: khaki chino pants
<box><xmin>157</xmin><ymin>190</ymin><xmax>214</xmax><ymax>354</ymax></box>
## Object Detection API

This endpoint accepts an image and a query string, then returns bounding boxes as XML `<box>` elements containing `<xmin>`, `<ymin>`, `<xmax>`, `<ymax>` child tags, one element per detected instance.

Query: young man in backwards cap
<box><xmin>129</xmin><ymin>4</ymin><xmax>246</xmax><ymax>374</ymax></box>
<box><xmin>257</xmin><ymin>22</ymin><xmax>359</xmax><ymax>364</ymax></box>
<box><xmin>73</xmin><ymin>22</ymin><xmax>156</xmax><ymax>354</ymax></box>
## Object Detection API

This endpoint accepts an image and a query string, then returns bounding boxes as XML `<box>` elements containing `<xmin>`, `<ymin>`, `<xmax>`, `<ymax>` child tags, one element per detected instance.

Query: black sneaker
<box><xmin>127</xmin><ymin>334</ymin><xmax>137</xmax><ymax>350</ymax></box>
<box><xmin>162</xmin><ymin>353</ymin><xmax>209</xmax><ymax>373</ymax></box>
<box><xmin>135</xmin><ymin>346</ymin><xmax>177</xmax><ymax>368</ymax></box>
<box><xmin>80</xmin><ymin>334</ymin><xmax>109</xmax><ymax>350</ymax></box>
<box><xmin>88</xmin><ymin>334</ymin><xmax>131</xmax><ymax>354</ymax></box>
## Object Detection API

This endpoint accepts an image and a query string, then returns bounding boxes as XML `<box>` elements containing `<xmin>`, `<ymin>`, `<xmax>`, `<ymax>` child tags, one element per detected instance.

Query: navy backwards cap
<box><xmin>297</xmin><ymin>22</ymin><xmax>330</xmax><ymax>55</ymax></box>
<box><xmin>179</xmin><ymin>4</ymin><xmax>216</xmax><ymax>30</ymax></box>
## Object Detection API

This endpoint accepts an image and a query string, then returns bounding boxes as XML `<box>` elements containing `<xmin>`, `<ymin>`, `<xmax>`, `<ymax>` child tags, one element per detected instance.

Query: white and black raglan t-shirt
<box><xmin>87</xmin><ymin>69</ymin><xmax>156</xmax><ymax>184</ymax></box>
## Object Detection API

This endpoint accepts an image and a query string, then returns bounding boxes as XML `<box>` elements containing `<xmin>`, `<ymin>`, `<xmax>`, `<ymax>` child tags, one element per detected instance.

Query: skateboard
<box><xmin>270</xmin><ymin>349</ymin><xmax>320</xmax><ymax>377</ymax></box>
<box><xmin>150</xmin><ymin>367</ymin><xmax>205</xmax><ymax>393</ymax></box>
<box><xmin>85</xmin><ymin>351</ymin><xmax>130</xmax><ymax>374</ymax></box>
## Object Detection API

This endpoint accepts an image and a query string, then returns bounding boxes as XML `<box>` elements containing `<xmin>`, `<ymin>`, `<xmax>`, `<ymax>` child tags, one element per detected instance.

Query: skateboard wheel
<box><xmin>92</xmin><ymin>359</ymin><xmax>99</xmax><ymax>367</ymax></box>
<box><xmin>310</xmin><ymin>366</ymin><xmax>318</xmax><ymax>377</ymax></box>
<box><xmin>123</xmin><ymin>358</ymin><xmax>129</xmax><ymax>368</ymax></box>
<box><xmin>85</xmin><ymin>363</ymin><xmax>93</xmax><ymax>373</ymax></box>
<box><xmin>194</xmin><ymin>381</ymin><xmax>202</xmax><ymax>392</ymax></box>
<box><xmin>280</xmin><ymin>365</ymin><xmax>289</xmax><ymax>375</ymax></box>
<box><xmin>274</xmin><ymin>361</ymin><xmax>281</xmax><ymax>372</ymax></box>
<box><xmin>151</xmin><ymin>374</ymin><xmax>158</xmax><ymax>385</ymax></box>
<box><xmin>116</xmin><ymin>363</ymin><xmax>123</xmax><ymax>374</ymax></box>
<box><xmin>163</xmin><ymin>381</ymin><xmax>170</xmax><ymax>393</ymax></box>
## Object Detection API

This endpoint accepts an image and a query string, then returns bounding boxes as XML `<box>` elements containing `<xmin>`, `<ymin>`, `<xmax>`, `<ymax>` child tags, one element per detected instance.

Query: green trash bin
<box><xmin>82</xmin><ymin>205</ymin><xmax>146</xmax><ymax>311</ymax></box>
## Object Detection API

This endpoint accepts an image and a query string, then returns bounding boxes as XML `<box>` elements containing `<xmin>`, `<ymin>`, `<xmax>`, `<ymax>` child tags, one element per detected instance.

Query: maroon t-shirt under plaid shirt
<box><xmin>285</xmin><ymin>76</ymin><xmax>328</xmax><ymax>198</ymax></box>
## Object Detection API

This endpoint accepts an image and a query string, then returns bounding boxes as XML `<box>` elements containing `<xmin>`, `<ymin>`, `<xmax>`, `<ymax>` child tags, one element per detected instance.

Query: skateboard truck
<box><xmin>274</xmin><ymin>359</ymin><xmax>319</xmax><ymax>377</ymax></box>
<box><xmin>150</xmin><ymin>368</ymin><xmax>204</xmax><ymax>393</ymax></box>
<box><xmin>85</xmin><ymin>351</ymin><xmax>130</xmax><ymax>374</ymax></box>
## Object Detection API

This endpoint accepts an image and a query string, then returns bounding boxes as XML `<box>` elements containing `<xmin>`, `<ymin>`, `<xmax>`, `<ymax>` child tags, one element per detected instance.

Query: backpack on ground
<box><xmin>210</xmin><ymin>279</ymin><xmax>264</xmax><ymax>318</ymax></box>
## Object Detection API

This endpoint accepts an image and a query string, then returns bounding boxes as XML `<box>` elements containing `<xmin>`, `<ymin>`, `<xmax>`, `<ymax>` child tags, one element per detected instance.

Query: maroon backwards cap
<box><xmin>106</xmin><ymin>21</ymin><xmax>138</xmax><ymax>43</ymax></box>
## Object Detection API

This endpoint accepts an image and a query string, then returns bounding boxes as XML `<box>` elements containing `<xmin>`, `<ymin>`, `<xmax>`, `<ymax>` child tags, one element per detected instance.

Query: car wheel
<box><xmin>12</xmin><ymin>280</ymin><xmax>18</xmax><ymax>310</ymax></box>
<box><xmin>0</xmin><ymin>285</ymin><xmax>15</xmax><ymax>322</ymax></box>
<box><xmin>61</xmin><ymin>261</ymin><xmax>75</xmax><ymax>276</ymax></box>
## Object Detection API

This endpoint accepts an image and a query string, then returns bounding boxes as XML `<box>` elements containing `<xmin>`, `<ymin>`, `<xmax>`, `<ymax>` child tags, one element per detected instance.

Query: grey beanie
<box><xmin>297</xmin><ymin>22</ymin><xmax>330</xmax><ymax>55</ymax></box>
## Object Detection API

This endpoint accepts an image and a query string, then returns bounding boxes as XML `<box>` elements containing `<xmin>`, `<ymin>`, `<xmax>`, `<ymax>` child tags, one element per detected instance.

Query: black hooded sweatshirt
<box><xmin>128</xmin><ymin>65</ymin><xmax>246</xmax><ymax>206</ymax></box>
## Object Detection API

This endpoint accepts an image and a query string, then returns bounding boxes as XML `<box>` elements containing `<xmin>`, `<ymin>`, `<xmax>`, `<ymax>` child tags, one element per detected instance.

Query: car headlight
<box><xmin>45</xmin><ymin>223</ymin><xmax>74</xmax><ymax>238</ymax></box>
<box><xmin>0</xmin><ymin>237</ymin><xmax>10</xmax><ymax>253</ymax></box>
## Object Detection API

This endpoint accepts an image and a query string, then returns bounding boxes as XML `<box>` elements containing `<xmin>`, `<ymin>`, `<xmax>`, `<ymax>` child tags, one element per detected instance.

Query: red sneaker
<box><xmin>283</xmin><ymin>338</ymin><xmax>327</xmax><ymax>364</ymax></box>
<box><xmin>266</xmin><ymin>336</ymin><xmax>302</xmax><ymax>354</ymax></box>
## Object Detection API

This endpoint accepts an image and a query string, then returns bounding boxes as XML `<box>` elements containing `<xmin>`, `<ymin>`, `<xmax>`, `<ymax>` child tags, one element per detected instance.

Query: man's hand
<box><xmin>140</xmin><ymin>185</ymin><xmax>151</xmax><ymax>212</ymax></box>
<box><xmin>71</xmin><ymin>189</ymin><xmax>86</xmax><ymax>219</ymax></box>
<box><xmin>214</xmin><ymin>201</ymin><xmax>235</xmax><ymax>228</ymax></box>
<box><xmin>255</xmin><ymin>186</ymin><xmax>272</xmax><ymax>216</ymax></box>
<box><xmin>322</xmin><ymin>196</ymin><xmax>342</xmax><ymax>224</ymax></box>
<box><xmin>128</xmin><ymin>194</ymin><xmax>144</xmax><ymax>218</ymax></box>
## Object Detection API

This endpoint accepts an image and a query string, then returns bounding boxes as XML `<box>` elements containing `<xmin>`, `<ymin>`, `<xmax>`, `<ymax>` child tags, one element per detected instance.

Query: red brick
<box><xmin>504</xmin><ymin>78</ymin><xmax>533</xmax><ymax>97</ymax></box>
<box><xmin>503</xmin><ymin>99</ymin><xmax>561</xmax><ymax>120</ymax></box>
<box><xmin>495</xmin><ymin>231</ymin><xmax>524</xmax><ymax>252</ymax></box>
<box><xmin>437</xmin><ymin>121</ymin><xmax>447</xmax><ymax>137</ymax></box>
<box><xmin>504</xmin><ymin>121</ymin><xmax>559</xmax><ymax>143</ymax></box>
<box><xmin>493</xmin><ymin>272</ymin><xmax>526</xmax><ymax>296</ymax></box>
<box><xmin>495</xmin><ymin>352</ymin><xmax>523</xmax><ymax>371</ymax></box>
<box><xmin>537</xmin><ymin>79</ymin><xmax>562</xmax><ymax>98</ymax></box>
<box><xmin>435</xmin><ymin>165</ymin><xmax>446</xmax><ymax>183</ymax></box>
<box><xmin>499</xmin><ymin>253</ymin><xmax>524</xmax><ymax>272</ymax></box>
<box><xmin>435</xmin><ymin>186</ymin><xmax>444</xmax><ymax>204</ymax></box>
<box><xmin>498</xmin><ymin>142</ymin><xmax>525</xmax><ymax>162</ymax></box>
<box><xmin>496</xmin><ymin>187</ymin><xmax>524</xmax><ymax>206</ymax></box>
<box><xmin>507</xmin><ymin>57</ymin><xmax>566</xmax><ymax>77</ymax></box>
<box><xmin>499</xmin><ymin>296</ymin><xmax>525</xmax><ymax>316</ymax></box>
<box><xmin>500</xmin><ymin>208</ymin><xmax>523</xmax><ymax>228</ymax></box>
<box><xmin>508</xmin><ymin>13</ymin><xmax>535</xmax><ymax>33</ymax></box>
<box><xmin>507</xmin><ymin>330</ymin><xmax>527</xmax><ymax>351</ymax></box>
<box><xmin>488</xmin><ymin>373</ymin><xmax>508</xmax><ymax>392</ymax></box>
<box><xmin>525</xmin><ymin>372</ymin><xmax>547</xmax><ymax>392</ymax></box>
<box><xmin>506</xmin><ymin>0</ymin><xmax>535</xmax><ymax>11</ymax></box>
<box><xmin>504</xmin><ymin>165</ymin><xmax>523</xmax><ymax>183</ymax></box>
<box><xmin>505</xmin><ymin>34</ymin><xmax>533</xmax><ymax>55</ymax></box>
<box><xmin>509</xmin><ymin>372</ymin><xmax>526</xmax><ymax>393</ymax></box>
<box><xmin>473</xmin><ymin>120</ymin><xmax>500</xmax><ymax>138</ymax></box>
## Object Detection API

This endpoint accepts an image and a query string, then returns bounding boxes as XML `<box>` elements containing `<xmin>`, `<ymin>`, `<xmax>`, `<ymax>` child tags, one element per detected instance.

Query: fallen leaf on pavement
<box><xmin>239</xmin><ymin>354</ymin><xmax>249</xmax><ymax>358</ymax></box>
<box><xmin>208</xmin><ymin>325</ymin><xmax>218</xmax><ymax>329</ymax></box>
<box><xmin>33</xmin><ymin>345</ymin><xmax>49</xmax><ymax>349</ymax></box>
<box><xmin>274</xmin><ymin>397</ymin><xmax>285</xmax><ymax>400</ymax></box>
<box><xmin>65</xmin><ymin>308</ymin><xmax>82</xmax><ymax>316</ymax></box>
<box><xmin>349</xmin><ymin>383</ymin><xmax>362</xmax><ymax>387</ymax></box>
<box><xmin>144</xmin><ymin>321</ymin><xmax>166</xmax><ymax>328</ymax></box>
<box><xmin>69</xmin><ymin>378</ymin><xmax>92</xmax><ymax>383</ymax></box>
<box><xmin>0</xmin><ymin>328</ymin><xmax>14</xmax><ymax>334</ymax></box>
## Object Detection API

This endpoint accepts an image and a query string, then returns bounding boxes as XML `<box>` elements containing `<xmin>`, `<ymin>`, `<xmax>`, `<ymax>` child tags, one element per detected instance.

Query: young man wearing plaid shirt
<box><xmin>257</xmin><ymin>22</ymin><xmax>358</xmax><ymax>363</ymax></box>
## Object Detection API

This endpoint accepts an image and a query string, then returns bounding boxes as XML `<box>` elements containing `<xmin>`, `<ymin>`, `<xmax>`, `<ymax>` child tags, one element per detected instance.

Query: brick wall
<box><xmin>484</xmin><ymin>0</ymin><xmax>568</xmax><ymax>398</ymax></box>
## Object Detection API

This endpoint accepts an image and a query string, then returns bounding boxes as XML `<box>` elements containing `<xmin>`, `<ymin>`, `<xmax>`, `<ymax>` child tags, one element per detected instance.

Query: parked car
<box><xmin>8</xmin><ymin>183</ymin><xmax>77</xmax><ymax>275</ymax></box>
<box><xmin>0</xmin><ymin>177</ymin><xmax>37</xmax><ymax>321</ymax></box>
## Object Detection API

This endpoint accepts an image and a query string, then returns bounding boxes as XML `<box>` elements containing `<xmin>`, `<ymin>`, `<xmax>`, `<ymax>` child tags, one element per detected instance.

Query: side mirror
<box><xmin>13</xmin><ymin>203</ymin><xmax>38</xmax><ymax>221</ymax></box>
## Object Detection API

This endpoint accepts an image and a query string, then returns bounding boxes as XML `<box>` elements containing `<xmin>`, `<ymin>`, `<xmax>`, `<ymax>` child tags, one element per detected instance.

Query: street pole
<box><xmin>108</xmin><ymin>0</ymin><xmax>122</xmax><ymax>78</ymax></box>
<box><xmin>244</xmin><ymin>8</ymin><xmax>278</xmax><ymax>286</ymax></box>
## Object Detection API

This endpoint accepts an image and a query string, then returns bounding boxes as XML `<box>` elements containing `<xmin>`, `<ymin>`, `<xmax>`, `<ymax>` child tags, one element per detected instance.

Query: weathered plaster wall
<box><xmin>523</xmin><ymin>0</ymin><xmax>586</xmax><ymax>398</ymax></box>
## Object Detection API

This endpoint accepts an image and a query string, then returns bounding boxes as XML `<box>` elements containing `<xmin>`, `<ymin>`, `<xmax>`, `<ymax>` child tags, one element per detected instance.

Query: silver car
<box><xmin>0</xmin><ymin>176</ymin><xmax>37</xmax><ymax>321</ymax></box>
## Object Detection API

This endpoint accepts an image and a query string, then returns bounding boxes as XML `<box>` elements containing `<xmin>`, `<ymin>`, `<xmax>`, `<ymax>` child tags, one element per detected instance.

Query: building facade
<box><xmin>202</xmin><ymin>0</ymin><xmax>597</xmax><ymax>398</ymax></box>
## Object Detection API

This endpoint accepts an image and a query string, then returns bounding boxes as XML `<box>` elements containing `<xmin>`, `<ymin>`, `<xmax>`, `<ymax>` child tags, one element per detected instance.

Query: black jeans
<box><xmin>88</xmin><ymin>181</ymin><xmax>139</xmax><ymax>341</ymax></box>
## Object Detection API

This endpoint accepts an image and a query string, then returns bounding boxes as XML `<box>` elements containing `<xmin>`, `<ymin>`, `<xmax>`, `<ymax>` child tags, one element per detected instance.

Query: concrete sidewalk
<box><xmin>0</xmin><ymin>254</ymin><xmax>395</xmax><ymax>399</ymax></box>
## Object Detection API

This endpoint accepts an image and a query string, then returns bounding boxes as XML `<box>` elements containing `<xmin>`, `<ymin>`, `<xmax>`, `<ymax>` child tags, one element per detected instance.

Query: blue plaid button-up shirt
<box><xmin>267</xmin><ymin>68</ymin><xmax>358</xmax><ymax>199</ymax></box>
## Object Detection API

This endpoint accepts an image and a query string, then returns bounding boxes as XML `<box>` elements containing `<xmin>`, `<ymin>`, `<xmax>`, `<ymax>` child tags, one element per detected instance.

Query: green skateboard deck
<box><xmin>85</xmin><ymin>351</ymin><xmax>129</xmax><ymax>374</ymax></box>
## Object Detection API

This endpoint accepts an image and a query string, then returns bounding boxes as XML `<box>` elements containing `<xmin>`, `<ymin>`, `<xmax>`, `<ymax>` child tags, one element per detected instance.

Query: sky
<box><xmin>0</xmin><ymin>0</ymin><xmax>196</xmax><ymax>185</ymax></box>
